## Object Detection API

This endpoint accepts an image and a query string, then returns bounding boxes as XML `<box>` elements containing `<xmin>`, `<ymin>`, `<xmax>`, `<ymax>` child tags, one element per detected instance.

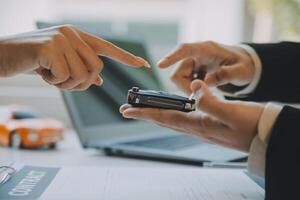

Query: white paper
<box><xmin>39</xmin><ymin>167</ymin><xmax>264</xmax><ymax>200</ymax></box>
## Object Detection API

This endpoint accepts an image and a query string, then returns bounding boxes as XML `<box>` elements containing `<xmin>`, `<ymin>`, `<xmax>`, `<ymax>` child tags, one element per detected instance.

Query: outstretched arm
<box><xmin>0</xmin><ymin>25</ymin><xmax>150</xmax><ymax>91</ymax></box>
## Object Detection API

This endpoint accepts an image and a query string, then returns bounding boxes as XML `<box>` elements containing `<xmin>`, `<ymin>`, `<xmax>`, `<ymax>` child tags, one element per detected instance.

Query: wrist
<box><xmin>238</xmin><ymin>46</ymin><xmax>256</xmax><ymax>84</ymax></box>
<box><xmin>0</xmin><ymin>42</ymin><xmax>39</xmax><ymax>77</ymax></box>
<box><xmin>215</xmin><ymin>45</ymin><xmax>255</xmax><ymax>94</ymax></box>
<box><xmin>218</xmin><ymin>45</ymin><xmax>262</xmax><ymax>97</ymax></box>
<box><xmin>0</xmin><ymin>42</ymin><xmax>10</xmax><ymax>77</ymax></box>
<box><xmin>227</xmin><ymin>45</ymin><xmax>256</xmax><ymax>86</ymax></box>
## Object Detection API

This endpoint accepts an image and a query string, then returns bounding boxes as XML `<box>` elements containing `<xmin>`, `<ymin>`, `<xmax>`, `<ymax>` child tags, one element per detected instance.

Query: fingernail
<box><xmin>143</xmin><ymin>60</ymin><xmax>151</xmax><ymax>68</ymax></box>
<box><xmin>189</xmin><ymin>92</ymin><xmax>195</xmax><ymax>100</ymax></box>
<box><xmin>94</xmin><ymin>76</ymin><xmax>103</xmax><ymax>86</ymax></box>
<box><xmin>136</xmin><ymin>57</ymin><xmax>151</xmax><ymax>68</ymax></box>
<box><xmin>158</xmin><ymin>58</ymin><xmax>167</xmax><ymax>63</ymax></box>
<box><xmin>123</xmin><ymin>113</ymin><xmax>134</xmax><ymax>119</ymax></box>
<box><xmin>157</xmin><ymin>58</ymin><xmax>168</xmax><ymax>66</ymax></box>
<box><xmin>94</xmin><ymin>77</ymin><xmax>100</xmax><ymax>86</ymax></box>
<box><xmin>123</xmin><ymin>109</ymin><xmax>137</xmax><ymax>118</ymax></box>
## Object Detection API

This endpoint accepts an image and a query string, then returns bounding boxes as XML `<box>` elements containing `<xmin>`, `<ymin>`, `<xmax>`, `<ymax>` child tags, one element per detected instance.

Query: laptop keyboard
<box><xmin>122</xmin><ymin>135</ymin><xmax>202</xmax><ymax>151</ymax></box>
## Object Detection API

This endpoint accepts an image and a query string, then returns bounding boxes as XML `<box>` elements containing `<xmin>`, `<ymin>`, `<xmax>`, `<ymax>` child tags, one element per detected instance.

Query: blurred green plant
<box><xmin>248</xmin><ymin>0</ymin><xmax>300</xmax><ymax>40</ymax></box>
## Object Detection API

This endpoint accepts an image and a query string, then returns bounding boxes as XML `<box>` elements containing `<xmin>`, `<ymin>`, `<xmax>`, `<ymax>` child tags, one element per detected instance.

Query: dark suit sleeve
<box><xmin>265</xmin><ymin>105</ymin><xmax>300</xmax><ymax>200</ymax></box>
<box><xmin>232</xmin><ymin>42</ymin><xmax>300</xmax><ymax>199</ymax></box>
<box><xmin>237</xmin><ymin>42</ymin><xmax>300</xmax><ymax>103</ymax></box>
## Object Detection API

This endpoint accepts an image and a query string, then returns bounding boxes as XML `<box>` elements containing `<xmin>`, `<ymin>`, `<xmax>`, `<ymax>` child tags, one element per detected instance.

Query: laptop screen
<box><xmin>63</xmin><ymin>40</ymin><xmax>162</xmax><ymax>128</ymax></box>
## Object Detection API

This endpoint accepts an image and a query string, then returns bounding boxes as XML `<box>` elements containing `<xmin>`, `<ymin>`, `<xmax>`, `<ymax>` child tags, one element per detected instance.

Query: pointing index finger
<box><xmin>158</xmin><ymin>43</ymin><xmax>194</xmax><ymax>68</ymax></box>
<box><xmin>79</xmin><ymin>31</ymin><xmax>151</xmax><ymax>68</ymax></box>
<box><xmin>158</xmin><ymin>41</ymin><xmax>222</xmax><ymax>69</ymax></box>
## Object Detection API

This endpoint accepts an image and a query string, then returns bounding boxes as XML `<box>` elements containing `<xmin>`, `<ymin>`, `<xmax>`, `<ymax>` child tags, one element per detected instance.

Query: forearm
<box><xmin>0</xmin><ymin>39</ymin><xmax>38</xmax><ymax>77</ymax></box>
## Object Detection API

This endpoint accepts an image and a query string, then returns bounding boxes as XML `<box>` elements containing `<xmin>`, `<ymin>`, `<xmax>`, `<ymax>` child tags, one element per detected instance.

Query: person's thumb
<box><xmin>190</xmin><ymin>80</ymin><xmax>232</xmax><ymax>124</ymax></box>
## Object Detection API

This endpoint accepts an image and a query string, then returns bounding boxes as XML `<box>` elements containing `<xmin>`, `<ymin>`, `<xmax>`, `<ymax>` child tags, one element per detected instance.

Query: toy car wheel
<box><xmin>48</xmin><ymin>143</ymin><xmax>56</xmax><ymax>149</ymax></box>
<box><xmin>10</xmin><ymin>131</ymin><xmax>22</xmax><ymax>148</ymax></box>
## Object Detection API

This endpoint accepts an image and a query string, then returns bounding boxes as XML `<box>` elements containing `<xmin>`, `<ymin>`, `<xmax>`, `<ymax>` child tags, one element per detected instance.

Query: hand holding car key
<box><xmin>125</xmin><ymin>63</ymin><xmax>204</xmax><ymax>113</ymax></box>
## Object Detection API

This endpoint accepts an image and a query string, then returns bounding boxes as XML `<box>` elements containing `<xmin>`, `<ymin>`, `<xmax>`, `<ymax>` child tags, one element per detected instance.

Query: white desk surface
<box><xmin>0</xmin><ymin>130</ymin><xmax>198</xmax><ymax>169</ymax></box>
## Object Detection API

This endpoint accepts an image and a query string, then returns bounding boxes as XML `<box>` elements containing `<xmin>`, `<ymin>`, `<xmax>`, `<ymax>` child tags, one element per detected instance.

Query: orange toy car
<box><xmin>0</xmin><ymin>106</ymin><xmax>64</xmax><ymax>149</ymax></box>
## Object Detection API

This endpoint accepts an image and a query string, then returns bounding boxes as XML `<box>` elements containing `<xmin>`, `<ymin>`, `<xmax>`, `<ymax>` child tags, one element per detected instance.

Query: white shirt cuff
<box><xmin>258</xmin><ymin>103</ymin><xmax>283</xmax><ymax>144</ymax></box>
<box><xmin>220</xmin><ymin>44</ymin><xmax>262</xmax><ymax>97</ymax></box>
<box><xmin>247</xmin><ymin>103</ymin><xmax>283</xmax><ymax>177</ymax></box>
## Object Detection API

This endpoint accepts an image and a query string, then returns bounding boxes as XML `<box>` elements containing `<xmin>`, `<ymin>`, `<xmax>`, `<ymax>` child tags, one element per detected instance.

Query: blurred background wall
<box><xmin>0</xmin><ymin>0</ymin><xmax>298</xmax><ymax>127</ymax></box>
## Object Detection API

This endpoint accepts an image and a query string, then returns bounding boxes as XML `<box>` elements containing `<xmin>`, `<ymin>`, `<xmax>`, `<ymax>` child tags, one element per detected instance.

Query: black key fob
<box><xmin>127</xmin><ymin>87</ymin><xmax>196</xmax><ymax>112</ymax></box>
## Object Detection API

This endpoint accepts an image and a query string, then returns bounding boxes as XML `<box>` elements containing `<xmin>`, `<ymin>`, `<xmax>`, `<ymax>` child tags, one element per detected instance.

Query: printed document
<box><xmin>0</xmin><ymin>165</ymin><xmax>264</xmax><ymax>200</ymax></box>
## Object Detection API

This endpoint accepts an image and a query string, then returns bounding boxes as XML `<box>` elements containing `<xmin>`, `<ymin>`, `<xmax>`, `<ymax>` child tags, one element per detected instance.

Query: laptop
<box><xmin>60</xmin><ymin>39</ymin><xmax>247</xmax><ymax>165</ymax></box>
